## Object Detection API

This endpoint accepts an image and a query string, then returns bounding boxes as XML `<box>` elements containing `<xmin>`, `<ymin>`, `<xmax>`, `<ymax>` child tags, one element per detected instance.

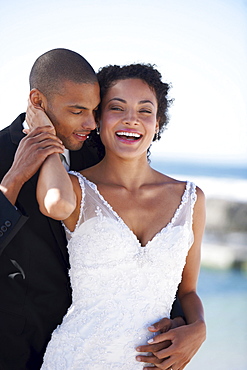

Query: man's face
<box><xmin>44</xmin><ymin>80</ymin><xmax>100</xmax><ymax>150</ymax></box>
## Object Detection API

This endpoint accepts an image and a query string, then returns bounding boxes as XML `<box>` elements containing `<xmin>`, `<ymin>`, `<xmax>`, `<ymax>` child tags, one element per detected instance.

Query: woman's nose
<box><xmin>123</xmin><ymin>109</ymin><xmax>139</xmax><ymax>125</ymax></box>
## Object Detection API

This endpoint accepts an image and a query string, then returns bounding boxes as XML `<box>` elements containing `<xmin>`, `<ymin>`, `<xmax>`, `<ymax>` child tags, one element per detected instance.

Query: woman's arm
<box><xmin>26</xmin><ymin>99</ymin><xmax>76</xmax><ymax>220</ymax></box>
<box><xmin>178</xmin><ymin>186</ymin><xmax>206</xmax><ymax>326</ymax></box>
<box><xmin>27</xmin><ymin>105</ymin><xmax>81</xmax><ymax>228</ymax></box>
<box><xmin>138</xmin><ymin>186</ymin><xmax>206</xmax><ymax>370</ymax></box>
<box><xmin>37</xmin><ymin>152</ymin><xmax>76</xmax><ymax>220</ymax></box>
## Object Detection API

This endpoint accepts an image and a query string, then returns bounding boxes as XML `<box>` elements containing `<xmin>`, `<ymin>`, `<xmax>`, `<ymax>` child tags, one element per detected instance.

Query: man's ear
<box><xmin>29</xmin><ymin>89</ymin><xmax>46</xmax><ymax>111</ymax></box>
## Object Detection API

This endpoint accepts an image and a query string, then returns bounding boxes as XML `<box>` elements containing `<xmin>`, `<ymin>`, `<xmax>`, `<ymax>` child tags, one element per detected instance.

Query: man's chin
<box><xmin>66</xmin><ymin>142</ymin><xmax>85</xmax><ymax>151</ymax></box>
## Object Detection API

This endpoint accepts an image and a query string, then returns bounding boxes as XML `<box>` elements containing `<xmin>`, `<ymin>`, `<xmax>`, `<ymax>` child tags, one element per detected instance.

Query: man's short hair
<box><xmin>29</xmin><ymin>48</ymin><xmax>97</xmax><ymax>97</ymax></box>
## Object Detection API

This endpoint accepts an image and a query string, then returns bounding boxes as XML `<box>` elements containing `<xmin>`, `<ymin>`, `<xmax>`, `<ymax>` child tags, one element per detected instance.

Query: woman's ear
<box><xmin>155</xmin><ymin>120</ymin><xmax>160</xmax><ymax>133</ymax></box>
<box><xmin>29</xmin><ymin>89</ymin><xmax>46</xmax><ymax>111</ymax></box>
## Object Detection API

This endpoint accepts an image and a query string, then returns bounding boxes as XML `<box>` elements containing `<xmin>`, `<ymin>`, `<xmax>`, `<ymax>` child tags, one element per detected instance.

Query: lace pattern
<box><xmin>42</xmin><ymin>172</ymin><xmax>197</xmax><ymax>369</ymax></box>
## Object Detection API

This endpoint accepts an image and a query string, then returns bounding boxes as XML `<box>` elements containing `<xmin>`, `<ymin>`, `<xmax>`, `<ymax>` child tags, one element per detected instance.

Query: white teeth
<box><xmin>116</xmin><ymin>132</ymin><xmax>141</xmax><ymax>138</ymax></box>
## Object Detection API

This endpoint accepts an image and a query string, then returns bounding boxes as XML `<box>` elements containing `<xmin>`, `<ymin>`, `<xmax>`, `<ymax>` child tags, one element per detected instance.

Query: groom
<box><xmin>0</xmin><ymin>48</ymin><xmax>100</xmax><ymax>369</ymax></box>
<box><xmin>0</xmin><ymin>48</ymin><xmax>201</xmax><ymax>369</ymax></box>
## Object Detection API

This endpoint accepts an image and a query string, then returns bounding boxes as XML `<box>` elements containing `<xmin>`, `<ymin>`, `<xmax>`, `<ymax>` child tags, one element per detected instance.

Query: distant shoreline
<box><xmin>151</xmin><ymin>159</ymin><xmax>247</xmax><ymax>271</ymax></box>
<box><xmin>151</xmin><ymin>158</ymin><xmax>247</xmax><ymax>179</ymax></box>
<box><xmin>151</xmin><ymin>159</ymin><xmax>247</xmax><ymax>203</ymax></box>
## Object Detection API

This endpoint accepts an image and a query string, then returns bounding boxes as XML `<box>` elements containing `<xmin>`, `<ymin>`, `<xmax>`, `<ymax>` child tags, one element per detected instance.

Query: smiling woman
<box><xmin>33</xmin><ymin>62</ymin><xmax>206</xmax><ymax>369</ymax></box>
<box><xmin>90</xmin><ymin>63</ymin><xmax>173</xmax><ymax>160</ymax></box>
<box><xmin>99</xmin><ymin>78</ymin><xmax>159</xmax><ymax>157</ymax></box>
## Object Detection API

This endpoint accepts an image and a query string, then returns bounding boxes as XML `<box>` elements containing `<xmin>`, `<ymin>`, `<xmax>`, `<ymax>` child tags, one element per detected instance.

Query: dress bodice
<box><xmin>41</xmin><ymin>172</ymin><xmax>197</xmax><ymax>370</ymax></box>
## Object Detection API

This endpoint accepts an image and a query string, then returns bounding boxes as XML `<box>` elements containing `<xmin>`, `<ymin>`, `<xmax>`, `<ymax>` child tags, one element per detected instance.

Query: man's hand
<box><xmin>135</xmin><ymin>317</ymin><xmax>183</xmax><ymax>369</ymax></box>
<box><xmin>0</xmin><ymin>126</ymin><xmax>64</xmax><ymax>205</ymax></box>
<box><xmin>136</xmin><ymin>318</ymin><xmax>206</xmax><ymax>370</ymax></box>
<box><xmin>25</xmin><ymin>98</ymin><xmax>55</xmax><ymax>134</ymax></box>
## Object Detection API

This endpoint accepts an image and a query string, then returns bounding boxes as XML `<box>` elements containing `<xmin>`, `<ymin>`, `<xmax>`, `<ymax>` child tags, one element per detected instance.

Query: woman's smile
<box><xmin>115</xmin><ymin>130</ymin><xmax>143</xmax><ymax>144</ymax></box>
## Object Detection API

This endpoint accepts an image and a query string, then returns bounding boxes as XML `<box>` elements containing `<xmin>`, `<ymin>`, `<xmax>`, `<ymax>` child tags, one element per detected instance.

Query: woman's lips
<box><xmin>115</xmin><ymin>131</ymin><xmax>142</xmax><ymax>143</ymax></box>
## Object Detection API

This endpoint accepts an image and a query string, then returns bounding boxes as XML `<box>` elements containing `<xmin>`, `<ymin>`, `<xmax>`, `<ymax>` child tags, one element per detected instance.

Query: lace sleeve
<box><xmin>61</xmin><ymin>171</ymin><xmax>85</xmax><ymax>241</ymax></box>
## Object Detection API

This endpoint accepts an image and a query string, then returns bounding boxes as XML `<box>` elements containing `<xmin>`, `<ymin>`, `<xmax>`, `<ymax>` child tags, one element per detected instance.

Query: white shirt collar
<box><xmin>63</xmin><ymin>149</ymin><xmax>70</xmax><ymax>169</ymax></box>
<box><xmin>23</xmin><ymin>120</ymin><xmax>29</xmax><ymax>130</ymax></box>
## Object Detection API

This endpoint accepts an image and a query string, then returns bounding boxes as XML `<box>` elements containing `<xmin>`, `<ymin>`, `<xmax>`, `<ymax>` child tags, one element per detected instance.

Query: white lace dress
<box><xmin>41</xmin><ymin>172</ymin><xmax>197</xmax><ymax>370</ymax></box>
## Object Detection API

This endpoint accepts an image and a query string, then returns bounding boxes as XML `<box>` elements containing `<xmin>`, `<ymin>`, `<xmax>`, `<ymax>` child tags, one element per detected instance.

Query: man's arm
<box><xmin>0</xmin><ymin>126</ymin><xmax>65</xmax><ymax>253</ymax></box>
<box><xmin>170</xmin><ymin>295</ymin><xmax>186</xmax><ymax>322</ymax></box>
<box><xmin>0</xmin><ymin>191</ymin><xmax>28</xmax><ymax>253</ymax></box>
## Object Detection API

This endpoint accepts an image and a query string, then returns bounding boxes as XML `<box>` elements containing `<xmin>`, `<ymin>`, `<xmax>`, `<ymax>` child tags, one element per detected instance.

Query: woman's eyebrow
<box><xmin>108</xmin><ymin>98</ymin><xmax>126</xmax><ymax>103</ymax></box>
<box><xmin>139</xmin><ymin>100</ymin><xmax>154</xmax><ymax>106</ymax></box>
<box><xmin>108</xmin><ymin>98</ymin><xmax>154</xmax><ymax>106</ymax></box>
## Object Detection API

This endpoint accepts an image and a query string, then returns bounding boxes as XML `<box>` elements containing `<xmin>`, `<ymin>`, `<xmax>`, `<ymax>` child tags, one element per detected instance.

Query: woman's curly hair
<box><xmin>89</xmin><ymin>63</ymin><xmax>173</xmax><ymax>160</ymax></box>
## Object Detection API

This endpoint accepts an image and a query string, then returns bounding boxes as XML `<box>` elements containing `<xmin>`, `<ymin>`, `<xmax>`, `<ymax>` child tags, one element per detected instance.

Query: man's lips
<box><xmin>73</xmin><ymin>132</ymin><xmax>90</xmax><ymax>141</ymax></box>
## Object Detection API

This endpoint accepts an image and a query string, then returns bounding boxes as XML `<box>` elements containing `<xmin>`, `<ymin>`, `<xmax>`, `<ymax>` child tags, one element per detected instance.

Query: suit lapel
<box><xmin>9</xmin><ymin>114</ymin><xmax>41</xmax><ymax>193</ymax></box>
<box><xmin>70</xmin><ymin>149</ymin><xmax>84</xmax><ymax>171</ymax></box>
<box><xmin>70</xmin><ymin>140</ymin><xmax>99</xmax><ymax>171</ymax></box>
<box><xmin>9</xmin><ymin>113</ymin><xmax>26</xmax><ymax>145</ymax></box>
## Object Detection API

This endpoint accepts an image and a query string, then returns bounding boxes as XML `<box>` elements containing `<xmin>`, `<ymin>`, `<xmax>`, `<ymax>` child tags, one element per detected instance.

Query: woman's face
<box><xmin>99</xmin><ymin>78</ymin><xmax>159</xmax><ymax>159</ymax></box>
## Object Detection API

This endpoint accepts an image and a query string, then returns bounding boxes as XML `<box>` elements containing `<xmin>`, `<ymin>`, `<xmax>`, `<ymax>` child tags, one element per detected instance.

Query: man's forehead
<box><xmin>52</xmin><ymin>80</ymin><xmax>100</xmax><ymax>109</ymax></box>
<box><xmin>59</xmin><ymin>79</ymin><xmax>99</xmax><ymax>91</ymax></box>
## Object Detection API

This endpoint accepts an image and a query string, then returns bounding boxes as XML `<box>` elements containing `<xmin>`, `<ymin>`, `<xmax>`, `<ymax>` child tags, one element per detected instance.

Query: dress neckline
<box><xmin>72</xmin><ymin>172</ymin><xmax>193</xmax><ymax>248</ymax></box>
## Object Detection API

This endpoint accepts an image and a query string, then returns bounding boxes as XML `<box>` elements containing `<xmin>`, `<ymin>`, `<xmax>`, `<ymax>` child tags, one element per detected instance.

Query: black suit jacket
<box><xmin>0</xmin><ymin>114</ymin><xmax>99</xmax><ymax>370</ymax></box>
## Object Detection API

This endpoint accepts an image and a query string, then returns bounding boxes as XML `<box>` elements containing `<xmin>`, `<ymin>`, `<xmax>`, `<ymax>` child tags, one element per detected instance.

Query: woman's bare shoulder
<box><xmin>152</xmin><ymin>168</ymin><xmax>187</xmax><ymax>187</ymax></box>
<box><xmin>79</xmin><ymin>163</ymin><xmax>102</xmax><ymax>183</ymax></box>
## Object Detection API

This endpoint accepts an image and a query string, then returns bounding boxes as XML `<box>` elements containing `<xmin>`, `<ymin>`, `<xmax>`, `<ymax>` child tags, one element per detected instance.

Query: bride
<box><xmin>33</xmin><ymin>63</ymin><xmax>206</xmax><ymax>369</ymax></box>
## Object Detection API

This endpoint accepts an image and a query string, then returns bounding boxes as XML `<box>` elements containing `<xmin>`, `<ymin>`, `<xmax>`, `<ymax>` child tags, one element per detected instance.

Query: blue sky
<box><xmin>0</xmin><ymin>0</ymin><xmax>246</xmax><ymax>164</ymax></box>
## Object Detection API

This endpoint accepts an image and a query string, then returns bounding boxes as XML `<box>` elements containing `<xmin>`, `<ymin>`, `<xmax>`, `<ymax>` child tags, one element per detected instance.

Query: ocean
<box><xmin>150</xmin><ymin>158</ymin><xmax>247</xmax><ymax>370</ymax></box>
<box><xmin>188</xmin><ymin>268</ymin><xmax>247</xmax><ymax>370</ymax></box>
<box><xmin>151</xmin><ymin>159</ymin><xmax>247</xmax><ymax>180</ymax></box>
<box><xmin>151</xmin><ymin>158</ymin><xmax>247</xmax><ymax>202</ymax></box>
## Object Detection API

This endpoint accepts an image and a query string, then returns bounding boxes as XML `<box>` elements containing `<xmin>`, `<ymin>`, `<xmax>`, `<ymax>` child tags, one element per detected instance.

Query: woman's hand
<box><xmin>25</xmin><ymin>98</ymin><xmax>55</xmax><ymax>135</ymax></box>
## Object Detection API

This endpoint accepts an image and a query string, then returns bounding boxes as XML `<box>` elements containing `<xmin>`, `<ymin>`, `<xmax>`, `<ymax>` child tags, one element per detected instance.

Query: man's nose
<box><xmin>82</xmin><ymin>112</ymin><xmax>96</xmax><ymax>130</ymax></box>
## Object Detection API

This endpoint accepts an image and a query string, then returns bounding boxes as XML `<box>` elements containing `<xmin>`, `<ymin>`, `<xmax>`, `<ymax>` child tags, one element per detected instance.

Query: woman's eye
<box><xmin>140</xmin><ymin>109</ymin><xmax>152</xmax><ymax>114</ymax></box>
<box><xmin>110</xmin><ymin>106</ymin><xmax>123</xmax><ymax>111</ymax></box>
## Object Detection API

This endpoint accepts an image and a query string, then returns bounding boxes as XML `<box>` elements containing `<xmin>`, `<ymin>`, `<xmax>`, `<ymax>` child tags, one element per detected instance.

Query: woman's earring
<box><xmin>96</xmin><ymin>125</ymin><xmax>100</xmax><ymax>135</ymax></box>
<box><xmin>154</xmin><ymin>130</ymin><xmax>159</xmax><ymax>142</ymax></box>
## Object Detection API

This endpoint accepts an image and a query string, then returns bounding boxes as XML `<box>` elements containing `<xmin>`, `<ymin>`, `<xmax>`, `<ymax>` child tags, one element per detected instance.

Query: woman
<box><xmin>35</xmin><ymin>64</ymin><xmax>206</xmax><ymax>369</ymax></box>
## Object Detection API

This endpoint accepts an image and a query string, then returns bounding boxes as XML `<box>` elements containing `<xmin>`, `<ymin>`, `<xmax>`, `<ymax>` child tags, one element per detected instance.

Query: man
<box><xmin>0</xmin><ymin>48</ymin><xmax>100</xmax><ymax>369</ymax></box>
<box><xmin>0</xmin><ymin>49</ymin><xmax>204</xmax><ymax>370</ymax></box>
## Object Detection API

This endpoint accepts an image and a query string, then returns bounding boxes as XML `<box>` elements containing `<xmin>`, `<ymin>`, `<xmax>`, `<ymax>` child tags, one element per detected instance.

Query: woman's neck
<box><xmin>86</xmin><ymin>152</ymin><xmax>155</xmax><ymax>191</ymax></box>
